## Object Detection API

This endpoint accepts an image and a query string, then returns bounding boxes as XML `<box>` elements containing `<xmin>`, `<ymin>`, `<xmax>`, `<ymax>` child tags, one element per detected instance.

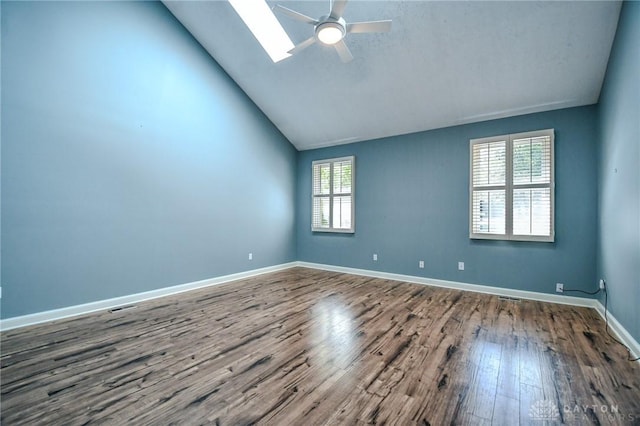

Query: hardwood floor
<box><xmin>1</xmin><ymin>267</ymin><xmax>639</xmax><ymax>425</ymax></box>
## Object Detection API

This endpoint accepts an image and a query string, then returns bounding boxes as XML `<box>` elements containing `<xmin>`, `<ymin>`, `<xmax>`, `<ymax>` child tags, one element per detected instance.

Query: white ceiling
<box><xmin>164</xmin><ymin>1</ymin><xmax>621</xmax><ymax>150</ymax></box>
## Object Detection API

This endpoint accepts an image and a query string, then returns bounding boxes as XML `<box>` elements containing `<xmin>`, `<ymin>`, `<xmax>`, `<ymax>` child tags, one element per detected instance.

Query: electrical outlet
<box><xmin>373</xmin><ymin>253</ymin><xmax>378</xmax><ymax>261</ymax></box>
<box><xmin>556</xmin><ymin>283</ymin><xmax>564</xmax><ymax>293</ymax></box>
<box><xmin>458</xmin><ymin>261</ymin><xmax>465</xmax><ymax>271</ymax></box>
<box><xmin>419</xmin><ymin>260</ymin><xmax>424</xmax><ymax>269</ymax></box>
<box><xmin>248</xmin><ymin>253</ymin><xmax>253</xmax><ymax>260</ymax></box>
<box><xmin>599</xmin><ymin>279</ymin><xmax>606</xmax><ymax>290</ymax></box>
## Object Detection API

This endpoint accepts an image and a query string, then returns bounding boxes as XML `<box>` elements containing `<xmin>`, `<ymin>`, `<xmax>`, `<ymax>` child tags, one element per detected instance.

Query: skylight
<box><xmin>228</xmin><ymin>0</ymin><xmax>295</xmax><ymax>63</ymax></box>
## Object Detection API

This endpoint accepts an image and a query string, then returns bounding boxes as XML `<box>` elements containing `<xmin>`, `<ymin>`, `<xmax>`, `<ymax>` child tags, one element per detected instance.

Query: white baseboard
<box><xmin>593</xmin><ymin>301</ymin><xmax>640</xmax><ymax>361</ymax></box>
<box><xmin>296</xmin><ymin>262</ymin><xmax>598</xmax><ymax>308</ymax></box>
<box><xmin>3</xmin><ymin>260</ymin><xmax>639</xmax><ymax>363</ymax></box>
<box><xmin>0</xmin><ymin>262</ymin><xmax>297</xmax><ymax>332</ymax></box>
<box><xmin>298</xmin><ymin>261</ymin><xmax>639</xmax><ymax>362</ymax></box>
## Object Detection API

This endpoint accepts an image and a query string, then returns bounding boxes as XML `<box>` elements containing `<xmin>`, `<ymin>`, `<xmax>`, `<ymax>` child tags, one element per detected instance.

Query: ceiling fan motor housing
<box><xmin>315</xmin><ymin>17</ymin><xmax>346</xmax><ymax>44</ymax></box>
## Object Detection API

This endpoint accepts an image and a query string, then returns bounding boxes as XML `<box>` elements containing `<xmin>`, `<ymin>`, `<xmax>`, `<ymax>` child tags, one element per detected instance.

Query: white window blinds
<box><xmin>471</xmin><ymin>140</ymin><xmax>507</xmax><ymax>235</ymax></box>
<box><xmin>312</xmin><ymin>156</ymin><xmax>355</xmax><ymax>233</ymax></box>
<box><xmin>470</xmin><ymin>130</ymin><xmax>554</xmax><ymax>242</ymax></box>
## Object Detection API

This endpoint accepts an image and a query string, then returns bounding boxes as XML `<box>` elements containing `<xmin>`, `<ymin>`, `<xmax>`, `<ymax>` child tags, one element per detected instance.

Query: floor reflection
<box><xmin>311</xmin><ymin>295</ymin><xmax>356</xmax><ymax>369</ymax></box>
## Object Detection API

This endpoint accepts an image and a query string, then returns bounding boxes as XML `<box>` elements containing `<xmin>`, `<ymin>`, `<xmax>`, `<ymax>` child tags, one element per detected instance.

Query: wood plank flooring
<box><xmin>1</xmin><ymin>267</ymin><xmax>639</xmax><ymax>425</ymax></box>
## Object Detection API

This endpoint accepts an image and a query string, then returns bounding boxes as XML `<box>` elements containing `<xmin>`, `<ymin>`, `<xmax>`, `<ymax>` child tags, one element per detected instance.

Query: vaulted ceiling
<box><xmin>164</xmin><ymin>1</ymin><xmax>621</xmax><ymax>150</ymax></box>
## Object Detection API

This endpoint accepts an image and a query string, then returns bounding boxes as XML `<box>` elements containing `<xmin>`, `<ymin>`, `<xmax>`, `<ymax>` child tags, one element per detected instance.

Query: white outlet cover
<box><xmin>248</xmin><ymin>253</ymin><xmax>253</xmax><ymax>260</ymax></box>
<box><xmin>373</xmin><ymin>254</ymin><xmax>378</xmax><ymax>261</ymax></box>
<box><xmin>419</xmin><ymin>260</ymin><xmax>424</xmax><ymax>268</ymax></box>
<box><xmin>458</xmin><ymin>262</ymin><xmax>465</xmax><ymax>271</ymax></box>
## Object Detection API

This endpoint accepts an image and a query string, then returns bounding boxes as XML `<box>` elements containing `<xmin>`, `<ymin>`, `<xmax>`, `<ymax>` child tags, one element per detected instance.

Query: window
<box><xmin>470</xmin><ymin>129</ymin><xmax>554</xmax><ymax>242</ymax></box>
<box><xmin>312</xmin><ymin>156</ymin><xmax>355</xmax><ymax>233</ymax></box>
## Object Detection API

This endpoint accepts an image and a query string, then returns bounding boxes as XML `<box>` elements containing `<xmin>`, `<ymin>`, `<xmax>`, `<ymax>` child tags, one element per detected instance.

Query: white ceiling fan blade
<box><xmin>289</xmin><ymin>36</ymin><xmax>316</xmax><ymax>55</ymax></box>
<box><xmin>274</xmin><ymin>4</ymin><xmax>318</xmax><ymax>25</ymax></box>
<box><xmin>347</xmin><ymin>20</ymin><xmax>392</xmax><ymax>34</ymax></box>
<box><xmin>330</xmin><ymin>0</ymin><xmax>348</xmax><ymax>20</ymax></box>
<box><xmin>334</xmin><ymin>39</ymin><xmax>353</xmax><ymax>63</ymax></box>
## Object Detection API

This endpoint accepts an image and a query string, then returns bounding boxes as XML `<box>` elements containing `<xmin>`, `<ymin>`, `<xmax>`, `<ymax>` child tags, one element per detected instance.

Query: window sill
<box><xmin>470</xmin><ymin>233</ymin><xmax>554</xmax><ymax>243</ymax></box>
<box><xmin>312</xmin><ymin>228</ymin><xmax>355</xmax><ymax>234</ymax></box>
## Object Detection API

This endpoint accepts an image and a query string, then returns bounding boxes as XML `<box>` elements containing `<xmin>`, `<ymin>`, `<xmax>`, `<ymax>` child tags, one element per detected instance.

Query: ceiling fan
<box><xmin>274</xmin><ymin>0</ymin><xmax>392</xmax><ymax>63</ymax></box>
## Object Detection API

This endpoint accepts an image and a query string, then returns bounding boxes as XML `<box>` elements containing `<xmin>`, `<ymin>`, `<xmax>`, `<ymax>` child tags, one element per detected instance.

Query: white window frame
<box><xmin>312</xmin><ymin>156</ymin><xmax>355</xmax><ymax>233</ymax></box>
<box><xmin>469</xmin><ymin>129</ymin><xmax>555</xmax><ymax>242</ymax></box>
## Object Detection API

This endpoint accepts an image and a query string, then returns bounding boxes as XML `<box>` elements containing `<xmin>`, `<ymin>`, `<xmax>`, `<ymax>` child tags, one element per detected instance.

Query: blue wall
<box><xmin>1</xmin><ymin>1</ymin><xmax>297</xmax><ymax>318</ymax></box>
<box><xmin>298</xmin><ymin>106</ymin><xmax>598</xmax><ymax>295</ymax></box>
<box><xmin>597</xmin><ymin>1</ymin><xmax>639</xmax><ymax>343</ymax></box>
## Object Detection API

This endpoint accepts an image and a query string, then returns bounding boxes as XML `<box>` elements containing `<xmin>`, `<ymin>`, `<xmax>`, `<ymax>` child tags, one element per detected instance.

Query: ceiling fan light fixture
<box><xmin>316</xmin><ymin>22</ymin><xmax>345</xmax><ymax>45</ymax></box>
<box><xmin>275</xmin><ymin>0</ymin><xmax>391</xmax><ymax>62</ymax></box>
